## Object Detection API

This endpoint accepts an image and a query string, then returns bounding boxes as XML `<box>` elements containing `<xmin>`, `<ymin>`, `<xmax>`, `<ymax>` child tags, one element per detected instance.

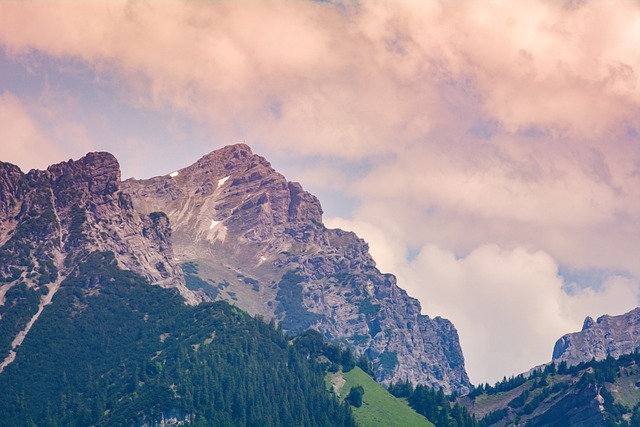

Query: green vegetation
<box><xmin>0</xmin><ymin>283</ymin><xmax>43</xmax><ymax>358</ymax></box>
<box><xmin>243</xmin><ymin>276</ymin><xmax>260</xmax><ymax>291</ymax></box>
<box><xmin>379</xmin><ymin>350</ymin><xmax>398</xmax><ymax>370</ymax></box>
<box><xmin>346</xmin><ymin>385</ymin><xmax>365</xmax><ymax>408</ymax></box>
<box><xmin>0</xmin><ymin>183</ymin><xmax>60</xmax><ymax>286</ymax></box>
<box><xmin>275</xmin><ymin>270</ymin><xmax>322</xmax><ymax>334</ymax></box>
<box><xmin>0</xmin><ymin>252</ymin><xmax>356</xmax><ymax>427</ymax></box>
<box><xmin>182</xmin><ymin>261</ymin><xmax>219</xmax><ymax>299</ymax></box>
<box><xmin>148</xmin><ymin>211</ymin><xmax>168</xmax><ymax>222</ymax></box>
<box><xmin>467</xmin><ymin>352</ymin><xmax>640</xmax><ymax>426</ymax></box>
<box><xmin>358</xmin><ymin>298</ymin><xmax>381</xmax><ymax>317</ymax></box>
<box><xmin>0</xmin><ymin>181</ymin><xmax>66</xmax><ymax>361</ymax></box>
<box><xmin>293</xmin><ymin>329</ymin><xmax>373</xmax><ymax>376</ymax></box>
<box><xmin>65</xmin><ymin>204</ymin><xmax>88</xmax><ymax>251</ymax></box>
<box><xmin>389</xmin><ymin>381</ymin><xmax>478</xmax><ymax>427</ymax></box>
<box><xmin>333</xmin><ymin>367</ymin><xmax>434</xmax><ymax>427</ymax></box>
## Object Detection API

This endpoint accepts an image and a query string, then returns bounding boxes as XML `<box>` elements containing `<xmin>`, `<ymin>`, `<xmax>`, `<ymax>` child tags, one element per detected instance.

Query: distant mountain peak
<box><xmin>553</xmin><ymin>307</ymin><xmax>640</xmax><ymax>366</ymax></box>
<box><xmin>582</xmin><ymin>316</ymin><xmax>596</xmax><ymax>330</ymax></box>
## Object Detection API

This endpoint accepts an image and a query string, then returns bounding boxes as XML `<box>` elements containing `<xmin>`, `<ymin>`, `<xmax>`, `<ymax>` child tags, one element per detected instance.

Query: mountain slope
<box><xmin>0</xmin><ymin>153</ymin><xmax>199</xmax><ymax>372</ymax></box>
<box><xmin>328</xmin><ymin>366</ymin><xmax>435</xmax><ymax>427</ymax></box>
<box><xmin>462</xmin><ymin>353</ymin><xmax>640</xmax><ymax>426</ymax></box>
<box><xmin>0</xmin><ymin>251</ymin><xmax>356</xmax><ymax>427</ymax></box>
<box><xmin>123</xmin><ymin>144</ymin><xmax>470</xmax><ymax>393</ymax></box>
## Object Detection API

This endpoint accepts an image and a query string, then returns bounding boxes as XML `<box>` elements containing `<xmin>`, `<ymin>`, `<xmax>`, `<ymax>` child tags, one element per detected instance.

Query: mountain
<box><xmin>0</xmin><ymin>251</ymin><xmax>357</xmax><ymax>426</ymax></box>
<box><xmin>455</xmin><ymin>308</ymin><xmax>640</xmax><ymax>426</ymax></box>
<box><xmin>553</xmin><ymin>308</ymin><xmax>640</xmax><ymax>367</ymax></box>
<box><xmin>0</xmin><ymin>153</ymin><xmax>203</xmax><ymax>372</ymax></box>
<box><xmin>460</xmin><ymin>352</ymin><xmax>640</xmax><ymax>426</ymax></box>
<box><xmin>122</xmin><ymin>144</ymin><xmax>470</xmax><ymax>393</ymax></box>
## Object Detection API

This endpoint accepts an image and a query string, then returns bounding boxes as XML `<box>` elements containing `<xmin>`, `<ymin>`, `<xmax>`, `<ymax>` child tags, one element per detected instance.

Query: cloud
<box><xmin>2</xmin><ymin>1</ymin><xmax>639</xmax><ymax>182</ymax></box>
<box><xmin>2</xmin><ymin>0</ymin><xmax>640</xmax><ymax>148</ymax></box>
<box><xmin>342</xmin><ymin>135</ymin><xmax>640</xmax><ymax>277</ymax></box>
<box><xmin>0</xmin><ymin>91</ymin><xmax>61</xmax><ymax>172</ymax></box>
<box><xmin>0</xmin><ymin>88</ymin><xmax>98</xmax><ymax>173</ymax></box>
<box><xmin>327</xmin><ymin>216</ymin><xmax>640</xmax><ymax>385</ymax></box>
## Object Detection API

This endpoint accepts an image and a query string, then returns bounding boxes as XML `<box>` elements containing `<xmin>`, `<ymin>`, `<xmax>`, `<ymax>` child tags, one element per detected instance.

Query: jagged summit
<box><xmin>553</xmin><ymin>307</ymin><xmax>640</xmax><ymax>366</ymax></box>
<box><xmin>1</xmin><ymin>151</ymin><xmax>201</xmax><ymax>290</ymax></box>
<box><xmin>123</xmin><ymin>143</ymin><xmax>471</xmax><ymax>393</ymax></box>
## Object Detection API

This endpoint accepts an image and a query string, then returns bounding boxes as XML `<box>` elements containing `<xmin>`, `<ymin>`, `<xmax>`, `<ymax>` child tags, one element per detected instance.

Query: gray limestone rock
<box><xmin>123</xmin><ymin>144</ymin><xmax>471</xmax><ymax>393</ymax></box>
<box><xmin>553</xmin><ymin>307</ymin><xmax>640</xmax><ymax>367</ymax></box>
<box><xmin>0</xmin><ymin>153</ymin><xmax>197</xmax><ymax>303</ymax></box>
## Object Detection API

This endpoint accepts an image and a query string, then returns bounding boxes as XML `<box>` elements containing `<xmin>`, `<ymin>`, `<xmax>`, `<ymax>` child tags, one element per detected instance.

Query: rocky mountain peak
<box><xmin>2</xmin><ymin>146</ymin><xmax>470</xmax><ymax>393</ymax></box>
<box><xmin>123</xmin><ymin>143</ymin><xmax>324</xmax><ymax>248</ymax></box>
<box><xmin>0</xmin><ymin>152</ymin><xmax>201</xmax><ymax>290</ymax></box>
<box><xmin>46</xmin><ymin>151</ymin><xmax>121</xmax><ymax>195</ymax></box>
<box><xmin>553</xmin><ymin>307</ymin><xmax>640</xmax><ymax>367</ymax></box>
<box><xmin>0</xmin><ymin>162</ymin><xmax>27</xmax><ymax>220</ymax></box>
<box><xmin>124</xmin><ymin>144</ymin><xmax>471</xmax><ymax>393</ymax></box>
<box><xmin>582</xmin><ymin>316</ymin><xmax>596</xmax><ymax>330</ymax></box>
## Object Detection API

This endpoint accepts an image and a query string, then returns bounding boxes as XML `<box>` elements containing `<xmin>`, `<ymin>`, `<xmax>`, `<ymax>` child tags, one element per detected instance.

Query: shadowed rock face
<box><xmin>123</xmin><ymin>144</ymin><xmax>471</xmax><ymax>393</ymax></box>
<box><xmin>553</xmin><ymin>307</ymin><xmax>640</xmax><ymax>366</ymax></box>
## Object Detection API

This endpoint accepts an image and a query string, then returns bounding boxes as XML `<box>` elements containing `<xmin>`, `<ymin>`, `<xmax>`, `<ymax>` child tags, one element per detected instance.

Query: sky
<box><xmin>1</xmin><ymin>0</ymin><xmax>639</xmax><ymax>386</ymax></box>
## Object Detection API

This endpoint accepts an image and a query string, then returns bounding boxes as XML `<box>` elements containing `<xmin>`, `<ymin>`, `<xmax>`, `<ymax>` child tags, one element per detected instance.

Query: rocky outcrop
<box><xmin>0</xmin><ymin>153</ymin><xmax>190</xmax><ymax>291</ymax></box>
<box><xmin>553</xmin><ymin>307</ymin><xmax>640</xmax><ymax>367</ymax></box>
<box><xmin>123</xmin><ymin>144</ymin><xmax>471</xmax><ymax>393</ymax></box>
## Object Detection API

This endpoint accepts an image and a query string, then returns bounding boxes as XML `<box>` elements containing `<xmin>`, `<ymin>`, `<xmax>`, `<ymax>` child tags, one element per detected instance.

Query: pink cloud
<box><xmin>2</xmin><ymin>0</ymin><xmax>639</xmax><ymax>155</ymax></box>
<box><xmin>0</xmin><ymin>91</ymin><xmax>62</xmax><ymax>171</ymax></box>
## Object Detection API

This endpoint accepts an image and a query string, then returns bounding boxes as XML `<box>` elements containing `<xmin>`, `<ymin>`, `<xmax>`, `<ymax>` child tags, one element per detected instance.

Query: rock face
<box><xmin>1</xmin><ymin>153</ymin><xmax>189</xmax><ymax>291</ymax></box>
<box><xmin>553</xmin><ymin>307</ymin><xmax>640</xmax><ymax>366</ymax></box>
<box><xmin>0</xmin><ymin>153</ymin><xmax>198</xmax><ymax>370</ymax></box>
<box><xmin>123</xmin><ymin>144</ymin><xmax>471</xmax><ymax>393</ymax></box>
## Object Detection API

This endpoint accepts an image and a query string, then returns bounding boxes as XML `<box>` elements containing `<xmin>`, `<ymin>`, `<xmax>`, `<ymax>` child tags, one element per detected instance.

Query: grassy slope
<box><xmin>610</xmin><ymin>362</ymin><xmax>640</xmax><ymax>408</ymax></box>
<box><xmin>330</xmin><ymin>367</ymin><xmax>434</xmax><ymax>427</ymax></box>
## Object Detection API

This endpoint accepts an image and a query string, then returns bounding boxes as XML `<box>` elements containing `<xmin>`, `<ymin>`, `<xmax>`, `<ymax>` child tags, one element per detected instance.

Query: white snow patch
<box><xmin>207</xmin><ymin>223</ymin><xmax>227</xmax><ymax>243</ymax></box>
<box><xmin>170</xmin><ymin>171</ymin><xmax>179</xmax><ymax>178</ymax></box>
<box><xmin>210</xmin><ymin>219</ymin><xmax>220</xmax><ymax>230</ymax></box>
<box><xmin>257</xmin><ymin>255</ymin><xmax>267</xmax><ymax>266</ymax></box>
<box><xmin>217</xmin><ymin>176</ymin><xmax>230</xmax><ymax>187</ymax></box>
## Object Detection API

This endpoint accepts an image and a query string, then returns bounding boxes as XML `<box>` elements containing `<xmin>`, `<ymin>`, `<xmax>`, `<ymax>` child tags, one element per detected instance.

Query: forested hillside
<box><xmin>0</xmin><ymin>251</ymin><xmax>355</xmax><ymax>427</ymax></box>
<box><xmin>462</xmin><ymin>352</ymin><xmax>640</xmax><ymax>426</ymax></box>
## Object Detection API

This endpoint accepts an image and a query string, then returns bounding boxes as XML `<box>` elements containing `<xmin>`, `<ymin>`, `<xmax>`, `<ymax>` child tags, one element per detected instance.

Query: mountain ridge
<box><xmin>553</xmin><ymin>307</ymin><xmax>640</xmax><ymax>367</ymax></box>
<box><xmin>123</xmin><ymin>143</ymin><xmax>470</xmax><ymax>393</ymax></box>
<box><xmin>0</xmin><ymin>152</ymin><xmax>202</xmax><ymax>372</ymax></box>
